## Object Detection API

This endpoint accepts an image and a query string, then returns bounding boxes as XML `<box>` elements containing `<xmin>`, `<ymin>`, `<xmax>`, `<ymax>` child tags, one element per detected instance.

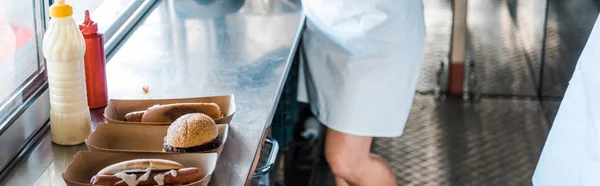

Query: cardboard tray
<box><xmin>86</xmin><ymin>123</ymin><xmax>228</xmax><ymax>155</ymax></box>
<box><xmin>62</xmin><ymin>151</ymin><xmax>217</xmax><ymax>186</ymax></box>
<box><xmin>104</xmin><ymin>95</ymin><xmax>236</xmax><ymax>125</ymax></box>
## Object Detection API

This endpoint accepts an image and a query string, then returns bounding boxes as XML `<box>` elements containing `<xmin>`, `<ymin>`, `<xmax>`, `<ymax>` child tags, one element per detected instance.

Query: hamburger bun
<box><xmin>140</xmin><ymin>103</ymin><xmax>222</xmax><ymax>122</ymax></box>
<box><xmin>97</xmin><ymin>159</ymin><xmax>184</xmax><ymax>175</ymax></box>
<box><xmin>165</xmin><ymin>113</ymin><xmax>218</xmax><ymax>149</ymax></box>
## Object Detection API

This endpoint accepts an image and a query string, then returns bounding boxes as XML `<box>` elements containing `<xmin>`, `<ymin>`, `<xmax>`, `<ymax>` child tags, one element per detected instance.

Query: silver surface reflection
<box><xmin>106</xmin><ymin>1</ymin><xmax>302</xmax><ymax>184</ymax></box>
<box><xmin>0</xmin><ymin>0</ymin><xmax>303</xmax><ymax>185</ymax></box>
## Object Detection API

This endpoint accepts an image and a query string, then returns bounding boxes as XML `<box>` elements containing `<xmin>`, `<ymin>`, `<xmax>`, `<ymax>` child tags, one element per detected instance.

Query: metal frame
<box><xmin>253</xmin><ymin>138</ymin><xmax>280</xmax><ymax>178</ymax></box>
<box><xmin>538</xmin><ymin>0</ymin><xmax>551</xmax><ymax>98</ymax></box>
<box><xmin>105</xmin><ymin>0</ymin><xmax>158</xmax><ymax>59</ymax></box>
<box><xmin>448</xmin><ymin>0</ymin><xmax>469</xmax><ymax>96</ymax></box>
<box><xmin>101</xmin><ymin>0</ymin><xmax>146</xmax><ymax>45</ymax></box>
<box><xmin>0</xmin><ymin>86</ymin><xmax>49</xmax><ymax>181</ymax></box>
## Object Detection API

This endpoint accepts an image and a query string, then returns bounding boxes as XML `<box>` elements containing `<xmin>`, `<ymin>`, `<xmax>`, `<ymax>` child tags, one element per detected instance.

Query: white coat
<box><xmin>297</xmin><ymin>0</ymin><xmax>426</xmax><ymax>137</ymax></box>
<box><xmin>532</xmin><ymin>14</ymin><xmax>600</xmax><ymax>185</ymax></box>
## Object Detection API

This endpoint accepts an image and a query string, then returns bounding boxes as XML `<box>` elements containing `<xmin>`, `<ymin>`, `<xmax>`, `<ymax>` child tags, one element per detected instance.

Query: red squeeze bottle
<box><xmin>79</xmin><ymin>10</ymin><xmax>108</xmax><ymax>109</ymax></box>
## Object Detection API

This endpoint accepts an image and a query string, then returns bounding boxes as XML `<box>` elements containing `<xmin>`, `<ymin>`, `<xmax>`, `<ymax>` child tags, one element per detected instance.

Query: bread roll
<box><xmin>92</xmin><ymin>168</ymin><xmax>202</xmax><ymax>186</ymax></box>
<box><xmin>91</xmin><ymin>159</ymin><xmax>202</xmax><ymax>186</ymax></box>
<box><xmin>165</xmin><ymin>113</ymin><xmax>218</xmax><ymax>148</ymax></box>
<box><xmin>140</xmin><ymin>103</ymin><xmax>221</xmax><ymax>122</ymax></box>
<box><xmin>97</xmin><ymin>159</ymin><xmax>184</xmax><ymax>175</ymax></box>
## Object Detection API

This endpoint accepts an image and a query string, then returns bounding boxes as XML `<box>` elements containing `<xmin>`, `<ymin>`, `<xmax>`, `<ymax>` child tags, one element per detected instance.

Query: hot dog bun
<box><xmin>140</xmin><ymin>103</ymin><xmax>221</xmax><ymax>122</ymax></box>
<box><xmin>97</xmin><ymin>159</ymin><xmax>184</xmax><ymax>175</ymax></box>
<box><xmin>91</xmin><ymin>159</ymin><xmax>202</xmax><ymax>186</ymax></box>
<box><xmin>92</xmin><ymin>168</ymin><xmax>202</xmax><ymax>186</ymax></box>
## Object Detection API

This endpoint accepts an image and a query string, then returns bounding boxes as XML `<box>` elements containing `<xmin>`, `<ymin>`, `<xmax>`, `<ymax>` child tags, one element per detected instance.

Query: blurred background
<box><xmin>266</xmin><ymin>0</ymin><xmax>600</xmax><ymax>185</ymax></box>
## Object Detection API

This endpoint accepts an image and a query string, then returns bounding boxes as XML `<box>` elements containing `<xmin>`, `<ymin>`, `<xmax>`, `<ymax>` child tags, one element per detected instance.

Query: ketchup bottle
<box><xmin>79</xmin><ymin>10</ymin><xmax>108</xmax><ymax>109</ymax></box>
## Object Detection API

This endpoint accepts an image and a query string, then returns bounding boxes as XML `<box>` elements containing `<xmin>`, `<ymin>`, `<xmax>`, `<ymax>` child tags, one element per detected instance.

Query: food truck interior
<box><xmin>0</xmin><ymin>0</ymin><xmax>599</xmax><ymax>185</ymax></box>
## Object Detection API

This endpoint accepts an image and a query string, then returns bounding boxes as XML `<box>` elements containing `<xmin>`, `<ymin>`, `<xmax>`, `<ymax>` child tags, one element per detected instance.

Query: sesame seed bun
<box><xmin>165</xmin><ymin>113</ymin><xmax>218</xmax><ymax>148</ymax></box>
<box><xmin>97</xmin><ymin>159</ymin><xmax>184</xmax><ymax>175</ymax></box>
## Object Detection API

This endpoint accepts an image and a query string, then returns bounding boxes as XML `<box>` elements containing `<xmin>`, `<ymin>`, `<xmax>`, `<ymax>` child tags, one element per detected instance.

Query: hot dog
<box><xmin>122</xmin><ymin>103</ymin><xmax>222</xmax><ymax>122</ymax></box>
<box><xmin>141</xmin><ymin>103</ymin><xmax>222</xmax><ymax>122</ymax></box>
<box><xmin>90</xmin><ymin>159</ymin><xmax>203</xmax><ymax>186</ymax></box>
<box><xmin>91</xmin><ymin>168</ymin><xmax>201</xmax><ymax>186</ymax></box>
<box><xmin>124</xmin><ymin>110</ymin><xmax>145</xmax><ymax>122</ymax></box>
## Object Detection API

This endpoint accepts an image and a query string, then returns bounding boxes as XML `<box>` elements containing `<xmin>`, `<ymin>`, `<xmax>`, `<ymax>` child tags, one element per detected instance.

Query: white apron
<box><xmin>298</xmin><ymin>0</ymin><xmax>426</xmax><ymax>137</ymax></box>
<box><xmin>532</xmin><ymin>15</ymin><xmax>600</xmax><ymax>185</ymax></box>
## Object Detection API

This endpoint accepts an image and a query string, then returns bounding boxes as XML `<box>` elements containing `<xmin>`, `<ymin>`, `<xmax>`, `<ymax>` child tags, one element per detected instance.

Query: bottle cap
<box><xmin>49</xmin><ymin>0</ymin><xmax>73</xmax><ymax>18</ymax></box>
<box><xmin>79</xmin><ymin>10</ymin><xmax>98</xmax><ymax>35</ymax></box>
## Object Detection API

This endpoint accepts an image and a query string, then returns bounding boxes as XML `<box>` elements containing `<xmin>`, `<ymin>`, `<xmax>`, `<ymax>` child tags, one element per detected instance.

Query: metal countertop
<box><xmin>0</xmin><ymin>0</ymin><xmax>304</xmax><ymax>185</ymax></box>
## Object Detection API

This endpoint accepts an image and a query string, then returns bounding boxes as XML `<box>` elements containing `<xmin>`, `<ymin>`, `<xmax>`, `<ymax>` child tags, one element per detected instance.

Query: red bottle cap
<box><xmin>79</xmin><ymin>10</ymin><xmax>98</xmax><ymax>35</ymax></box>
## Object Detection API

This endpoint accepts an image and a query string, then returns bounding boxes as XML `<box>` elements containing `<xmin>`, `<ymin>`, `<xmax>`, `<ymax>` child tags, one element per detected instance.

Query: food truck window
<box><xmin>0</xmin><ymin>0</ymin><xmax>139</xmax><ymax>173</ymax></box>
<box><xmin>0</xmin><ymin>0</ymin><xmax>46</xmax><ymax>126</ymax></box>
<box><xmin>0</xmin><ymin>0</ymin><xmax>139</xmax><ymax>133</ymax></box>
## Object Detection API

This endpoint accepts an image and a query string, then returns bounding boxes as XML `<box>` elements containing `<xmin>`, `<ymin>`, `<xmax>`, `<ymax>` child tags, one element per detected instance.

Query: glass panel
<box><xmin>71</xmin><ymin>0</ymin><xmax>142</xmax><ymax>39</ymax></box>
<box><xmin>0</xmin><ymin>0</ymin><xmax>45</xmax><ymax>121</ymax></box>
<box><xmin>0</xmin><ymin>0</ymin><xmax>137</xmax><ymax>124</ymax></box>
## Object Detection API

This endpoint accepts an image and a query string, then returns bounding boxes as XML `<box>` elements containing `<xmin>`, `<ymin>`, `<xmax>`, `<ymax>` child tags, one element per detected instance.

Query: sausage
<box><xmin>124</xmin><ymin>110</ymin><xmax>145</xmax><ymax>122</ymax></box>
<box><xmin>90</xmin><ymin>167</ymin><xmax>202</xmax><ymax>186</ymax></box>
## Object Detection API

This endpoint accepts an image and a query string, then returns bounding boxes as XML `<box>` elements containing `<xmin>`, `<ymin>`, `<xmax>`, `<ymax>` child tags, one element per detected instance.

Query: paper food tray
<box><xmin>86</xmin><ymin>123</ymin><xmax>228</xmax><ymax>156</ymax></box>
<box><xmin>62</xmin><ymin>151</ymin><xmax>217</xmax><ymax>186</ymax></box>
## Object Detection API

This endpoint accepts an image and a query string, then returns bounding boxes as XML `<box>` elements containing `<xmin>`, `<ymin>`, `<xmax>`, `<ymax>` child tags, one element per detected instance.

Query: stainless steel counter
<box><xmin>0</xmin><ymin>0</ymin><xmax>303</xmax><ymax>185</ymax></box>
